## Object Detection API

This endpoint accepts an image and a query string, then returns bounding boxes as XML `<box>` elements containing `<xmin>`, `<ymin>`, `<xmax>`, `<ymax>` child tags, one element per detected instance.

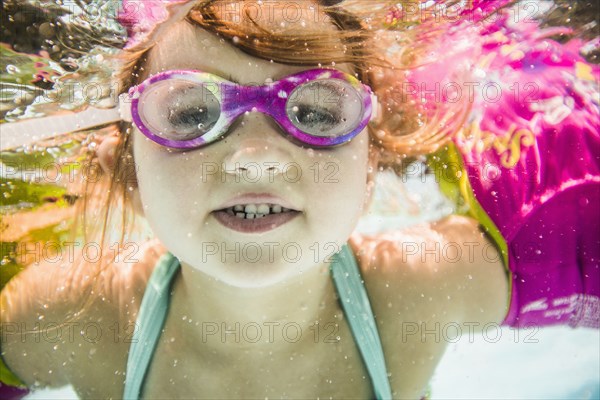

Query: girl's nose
<box><xmin>222</xmin><ymin>141</ymin><xmax>287</xmax><ymax>177</ymax></box>
<box><xmin>221</xmin><ymin>114</ymin><xmax>297</xmax><ymax>179</ymax></box>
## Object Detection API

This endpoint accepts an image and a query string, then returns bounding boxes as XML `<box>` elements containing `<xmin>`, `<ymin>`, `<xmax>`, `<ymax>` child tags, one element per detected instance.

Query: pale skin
<box><xmin>0</xmin><ymin>4</ymin><xmax>509</xmax><ymax>399</ymax></box>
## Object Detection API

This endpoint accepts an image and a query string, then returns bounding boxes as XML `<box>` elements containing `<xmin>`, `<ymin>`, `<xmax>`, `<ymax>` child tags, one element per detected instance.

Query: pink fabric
<box><xmin>118</xmin><ymin>0</ymin><xmax>188</xmax><ymax>48</ymax></box>
<box><xmin>0</xmin><ymin>384</ymin><xmax>29</xmax><ymax>400</ymax></box>
<box><xmin>400</xmin><ymin>3</ymin><xmax>600</xmax><ymax>327</ymax></box>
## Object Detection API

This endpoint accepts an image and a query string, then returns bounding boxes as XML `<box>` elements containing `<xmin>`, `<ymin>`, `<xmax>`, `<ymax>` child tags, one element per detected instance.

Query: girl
<box><xmin>0</xmin><ymin>1</ymin><xmax>597</xmax><ymax>399</ymax></box>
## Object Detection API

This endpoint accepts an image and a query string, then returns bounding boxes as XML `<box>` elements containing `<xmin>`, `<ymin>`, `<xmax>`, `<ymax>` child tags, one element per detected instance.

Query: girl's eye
<box><xmin>291</xmin><ymin>104</ymin><xmax>341</xmax><ymax>128</ymax></box>
<box><xmin>167</xmin><ymin>105</ymin><xmax>210</xmax><ymax>129</ymax></box>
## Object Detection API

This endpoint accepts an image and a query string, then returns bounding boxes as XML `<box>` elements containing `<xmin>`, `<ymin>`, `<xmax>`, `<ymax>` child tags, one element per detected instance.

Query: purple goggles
<box><xmin>125</xmin><ymin>68</ymin><xmax>377</xmax><ymax>149</ymax></box>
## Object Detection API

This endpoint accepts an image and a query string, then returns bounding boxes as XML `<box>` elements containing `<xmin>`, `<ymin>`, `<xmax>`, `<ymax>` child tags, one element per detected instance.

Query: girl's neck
<box><xmin>168</xmin><ymin>258</ymin><xmax>338</xmax><ymax>340</ymax></box>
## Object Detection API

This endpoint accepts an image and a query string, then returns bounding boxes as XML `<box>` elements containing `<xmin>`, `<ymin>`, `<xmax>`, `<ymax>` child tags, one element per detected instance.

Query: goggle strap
<box><xmin>0</xmin><ymin>107</ymin><xmax>121</xmax><ymax>151</ymax></box>
<box><xmin>119</xmin><ymin>93</ymin><xmax>133</xmax><ymax>123</ymax></box>
<box><xmin>370</xmin><ymin>93</ymin><xmax>381</xmax><ymax>124</ymax></box>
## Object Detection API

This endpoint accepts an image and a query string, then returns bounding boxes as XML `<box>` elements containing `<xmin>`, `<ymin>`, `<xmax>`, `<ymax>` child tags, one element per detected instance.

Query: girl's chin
<box><xmin>192</xmin><ymin>263</ymin><xmax>300</xmax><ymax>288</ymax></box>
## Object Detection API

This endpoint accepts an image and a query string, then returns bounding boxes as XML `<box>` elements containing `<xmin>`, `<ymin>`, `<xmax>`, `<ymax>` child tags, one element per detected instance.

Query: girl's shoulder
<box><xmin>2</xmin><ymin>238</ymin><xmax>167</xmax><ymax>322</ymax></box>
<box><xmin>350</xmin><ymin>214</ymin><xmax>490</xmax><ymax>270</ymax></box>
<box><xmin>351</xmin><ymin>214</ymin><xmax>509</xmax><ymax>324</ymax></box>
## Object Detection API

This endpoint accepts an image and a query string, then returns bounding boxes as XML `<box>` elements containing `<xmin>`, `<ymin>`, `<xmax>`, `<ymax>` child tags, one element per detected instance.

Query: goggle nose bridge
<box><xmin>221</xmin><ymin>83</ymin><xmax>287</xmax><ymax>115</ymax></box>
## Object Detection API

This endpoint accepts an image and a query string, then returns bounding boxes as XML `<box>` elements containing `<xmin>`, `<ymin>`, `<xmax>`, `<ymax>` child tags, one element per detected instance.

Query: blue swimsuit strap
<box><xmin>330</xmin><ymin>245</ymin><xmax>393</xmax><ymax>400</ymax></box>
<box><xmin>123</xmin><ymin>245</ymin><xmax>392</xmax><ymax>400</ymax></box>
<box><xmin>123</xmin><ymin>252</ymin><xmax>180</xmax><ymax>400</ymax></box>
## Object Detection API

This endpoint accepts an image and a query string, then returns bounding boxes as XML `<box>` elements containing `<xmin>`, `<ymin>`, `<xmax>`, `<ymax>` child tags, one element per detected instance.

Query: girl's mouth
<box><xmin>212</xmin><ymin>203</ymin><xmax>301</xmax><ymax>233</ymax></box>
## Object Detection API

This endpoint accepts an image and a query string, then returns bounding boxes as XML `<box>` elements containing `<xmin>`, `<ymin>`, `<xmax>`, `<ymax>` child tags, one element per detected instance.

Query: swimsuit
<box><xmin>123</xmin><ymin>245</ymin><xmax>393</xmax><ymax>399</ymax></box>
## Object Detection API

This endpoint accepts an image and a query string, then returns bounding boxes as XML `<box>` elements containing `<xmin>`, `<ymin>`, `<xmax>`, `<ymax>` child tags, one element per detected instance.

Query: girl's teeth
<box><xmin>225</xmin><ymin>203</ymin><xmax>294</xmax><ymax>220</ymax></box>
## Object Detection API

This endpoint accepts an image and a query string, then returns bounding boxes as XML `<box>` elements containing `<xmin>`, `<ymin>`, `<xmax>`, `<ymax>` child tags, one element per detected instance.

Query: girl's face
<box><xmin>132</xmin><ymin>17</ymin><xmax>370</xmax><ymax>287</ymax></box>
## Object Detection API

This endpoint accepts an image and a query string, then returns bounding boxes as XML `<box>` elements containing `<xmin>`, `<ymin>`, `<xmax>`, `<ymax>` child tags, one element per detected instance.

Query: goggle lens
<box><xmin>138</xmin><ymin>79</ymin><xmax>221</xmax><ymax>140</ymax></box>
<box><xmin>285</xmin><ymin>79</ymin><xmax>364</xmax><ymax>138</ymax></box>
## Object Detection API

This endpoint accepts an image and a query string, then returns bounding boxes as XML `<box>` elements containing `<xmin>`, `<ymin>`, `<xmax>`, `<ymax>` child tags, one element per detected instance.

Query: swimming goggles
<box><xmin>121</xmin><ymin>68</ymin><xmax>378</xmax><ymax>149</ymax></box>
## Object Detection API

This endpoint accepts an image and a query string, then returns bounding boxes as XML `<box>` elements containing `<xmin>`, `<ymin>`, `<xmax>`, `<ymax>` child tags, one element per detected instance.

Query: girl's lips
<box><xmin>212</xmin><ymin>209</ymin><xmax>301</xmax><ymax>233</ymax></box>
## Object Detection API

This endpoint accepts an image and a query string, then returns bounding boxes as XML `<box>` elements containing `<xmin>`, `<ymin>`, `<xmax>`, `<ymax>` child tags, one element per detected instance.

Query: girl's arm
<box><xmin>1</xmin><ymin>257</ymin><xmax>79</xmax><ymax>389</ymax></box>
<box><xmin>0</xmin><ymin>239</ymin><xmax>166</xmax><ymax>395</ymax></box>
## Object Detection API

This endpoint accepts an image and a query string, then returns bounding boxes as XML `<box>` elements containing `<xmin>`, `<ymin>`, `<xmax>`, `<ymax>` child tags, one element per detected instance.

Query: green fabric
<box><xmin>0</xmin><ymin>288</ymin><xmax>28</xmax><ymax>388</ymax></box>
<box><xmin>427</xmin><ymin>143</ymin><xmax>508</xmax><ymax>268</ymax></box>
<box><xmin>0</xmin><ymin>351</ymin><xmax>28</xmax><ymax>388</ymax></box>
<box><xmin>123</xmin><ymin>246</ymin><xmax>392</xmax><ymax>399</ymax></box>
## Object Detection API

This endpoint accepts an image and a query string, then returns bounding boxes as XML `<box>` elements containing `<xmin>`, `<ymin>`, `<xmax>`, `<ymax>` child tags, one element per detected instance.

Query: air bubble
<box><xmin>6</xmin><ymin>65</ymin><xmax>20</xmax><ymax>74</ymax></box>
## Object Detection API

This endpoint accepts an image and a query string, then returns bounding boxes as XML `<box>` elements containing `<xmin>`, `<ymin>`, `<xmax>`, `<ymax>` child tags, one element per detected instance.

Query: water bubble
<box><xmin>6</xmin><ymin>65</ymin><xmax>21</xmax><ymax>74</ymax></box>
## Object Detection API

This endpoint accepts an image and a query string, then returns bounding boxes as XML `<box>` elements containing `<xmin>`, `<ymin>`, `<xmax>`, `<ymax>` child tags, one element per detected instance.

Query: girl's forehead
<box><xmin>145</xmin><ymin>21</ymin><xmax>300</xmax><ymax>82</ymax></box>
<box><xmin>145</xmin><ymin>12</ymin><xmax>353</xmax><ymax>83</ymax></box>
